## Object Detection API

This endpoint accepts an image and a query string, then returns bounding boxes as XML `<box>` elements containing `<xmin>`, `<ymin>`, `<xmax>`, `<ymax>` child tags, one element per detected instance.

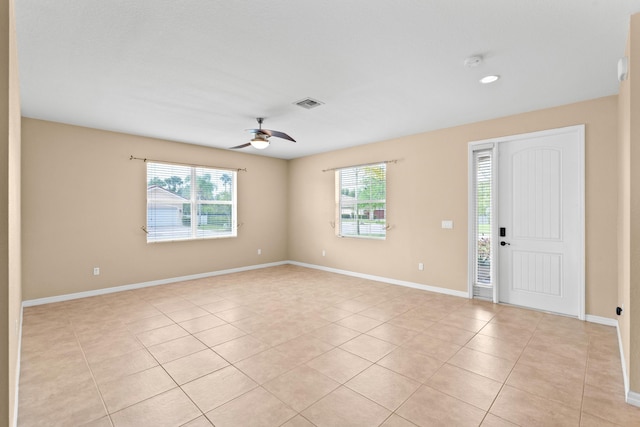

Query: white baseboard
<box><xmin>562</xmin><ymin>314</ymin><xmax>640</xmax><ymax>407</ymax></box>
<box><xmin>627</xmin><ymin>390</ymin><xmax>640</xmax><ymax>407</ymax></box>
<box><xmin>615</xmin><ymin>319</ymin><xmax>631</xmax><ymax>402</ymax></box>
<box><xmin>13</xmin><ymin>304</ymin><xmax>23</xmax><ymax>427</ymax></box>
<box><xmin>288</xmin><ymin>261</ymin><xmax>469</xmax><ymax>298</ymax></box>
<box><xmin>600</xmin><ymin>316</ymin><xmax>640</xmax><ymax>408</ymax></box>
<box><xmin>25</xmin><ymin>259</ymin><xmax>470</xmax><ymax>307</ymax></box>
<box><xmin>22</xmin><ymin>261</ymin><xmax>288</xmax><ymax>307</ymax></box>
<box><xmin>584</xmin><ymin>314</ymin><xmax>617</xmax><ymax>327</ymax></box>
<box><xmin>16</xmin><ymin>260</ymin><xmax>640</xmax><ymax>411</ymax></box>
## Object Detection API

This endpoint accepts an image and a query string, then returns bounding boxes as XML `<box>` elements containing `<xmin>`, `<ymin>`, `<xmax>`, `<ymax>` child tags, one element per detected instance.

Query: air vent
<box><xmin>294</xmin><ymin>97</ymin><xmax>324</xmax><ymax>109</ymax></box>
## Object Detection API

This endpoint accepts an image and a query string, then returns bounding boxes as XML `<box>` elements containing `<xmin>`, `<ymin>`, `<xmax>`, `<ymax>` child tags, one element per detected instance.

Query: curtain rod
<box><xmin>130</xmin><ymin>155</ymin><xmax>247</xmax><ymax>172</ymax></box>
<box><xmin>322</xmin><ymin>159</ymin><xmax>398</xmax><ymax>173</ymax></box>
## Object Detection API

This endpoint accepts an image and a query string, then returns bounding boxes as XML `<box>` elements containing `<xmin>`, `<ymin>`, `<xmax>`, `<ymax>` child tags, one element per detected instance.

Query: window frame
<box><xmin>146</xmin><ymin>162</ymin><xmax>237</xmax><ymax>243</ymax></box>
<box><xmin>467</xmin><ymin>141</ymin><xmax>496</xmax><ymax>301</ymax></box>
<box><xmin>335</xmin><ymin>163</ymin><xmax>387</xmax><ymax>240</ymax></box>
<box><xmin>472</xmin><ymin>150</ymin><xmax>493</xmax><ymax>288</ymax></box>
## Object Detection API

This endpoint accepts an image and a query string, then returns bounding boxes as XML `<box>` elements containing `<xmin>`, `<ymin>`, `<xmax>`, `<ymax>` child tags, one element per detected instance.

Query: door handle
<box><xmin>500</xmin><ymin>241</ymin><xmax>510</xmax><ymax>246</ymax></box>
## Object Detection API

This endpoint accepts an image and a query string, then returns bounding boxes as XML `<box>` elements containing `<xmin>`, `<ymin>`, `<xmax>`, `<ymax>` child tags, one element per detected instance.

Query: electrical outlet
<box><xmin>257</xmin><ymin>249</ymin><xmax>261</xmax><ymax>255</ymax></box>
<box><xmin>93</xmin><ymin>267</ymin><xmax>100</xmax><ymax>276</ymax></box>
<box><xmin>322</xmin><ymin>250</ymin><xmax>326</xmax><ymax>257</ymax></box>
<box><xmin>418</xmin><ymin>263</ymin><xmax>424</xmax><ymax>271</ymax></box>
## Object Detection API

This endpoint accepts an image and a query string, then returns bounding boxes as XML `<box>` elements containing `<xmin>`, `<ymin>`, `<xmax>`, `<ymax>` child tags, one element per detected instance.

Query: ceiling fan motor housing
<box><xmin>228</xmin><ymin>117</ymin><xmax>295</xmax><ymax>149</ymax></box>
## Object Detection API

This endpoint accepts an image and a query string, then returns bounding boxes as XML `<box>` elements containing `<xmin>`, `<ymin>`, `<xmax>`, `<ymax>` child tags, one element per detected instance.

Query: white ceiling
<box><xmin>15</xmin><ymin>0</ymin><xmax>640</xmax><ymax>159</ymax></box>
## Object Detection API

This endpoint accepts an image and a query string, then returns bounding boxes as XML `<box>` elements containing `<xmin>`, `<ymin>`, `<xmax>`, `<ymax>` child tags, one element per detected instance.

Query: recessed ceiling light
<box><xmin>480</xmin><ymin>75</ymin><xmax>500</xmax><ymax>84</ymax></box>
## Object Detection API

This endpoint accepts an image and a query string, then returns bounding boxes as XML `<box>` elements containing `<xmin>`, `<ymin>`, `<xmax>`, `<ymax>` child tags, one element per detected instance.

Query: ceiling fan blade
<box><xmin>259</xmin><ymin>129</ymin><xmax>296</xmax><ymax>142</ymax></box>
<box><xmin>229</xmin><ymin>142</ymin><xmax>252</xmax><ymax>149</ymax></box>
<box><xmin>244</xmin><ymin>118</ymin><xmax>295</xmax><ymax>146</ymax></box>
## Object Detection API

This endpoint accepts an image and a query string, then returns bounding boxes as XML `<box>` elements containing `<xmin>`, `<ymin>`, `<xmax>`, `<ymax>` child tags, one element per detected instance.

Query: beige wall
<box><xmin>289</xmin><ymin>96</ymin><xmax>619</xmax><ymax>318</ymax></box>
<box><xmin>21</xmin><ymin>119</ymin><xmax>289</xmax><ymax>300</ymax></box>
<box><xmin>1</xmin><ymin>0</ymin><xmax>21</xmax><ymax>425</ymax></box>
<box><xmin>618</xmin><ymin>27</ymin><xmax>632</xmax><ymax>392</ymax></box>
<box><xmin>15</xmin><ymin>46</ymin><xmax>631</xmax><ymax>412</ymax></box>
<box><xmin>21</xmin><ymin>97</ymin><xmax>620</xmax><ymax>319</ymax></box>
<box><xmin>619</xmin><ymin>13</ymin><xmax>640</xmax><ymax>394</ymax></box>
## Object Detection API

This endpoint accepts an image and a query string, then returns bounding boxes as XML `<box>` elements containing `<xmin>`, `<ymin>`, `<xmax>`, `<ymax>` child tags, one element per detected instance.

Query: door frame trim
<box><xmin>467</xmin><ymin>125</ymin><xmax>585</xmax><ymax>320</ymax></box>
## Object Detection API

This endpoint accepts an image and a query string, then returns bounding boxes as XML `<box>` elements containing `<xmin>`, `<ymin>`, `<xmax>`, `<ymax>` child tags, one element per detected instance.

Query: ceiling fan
<box><xmin>229</xmin><ymin>117</ymin><xmax>296</xmax><ymax>150</ymax></box>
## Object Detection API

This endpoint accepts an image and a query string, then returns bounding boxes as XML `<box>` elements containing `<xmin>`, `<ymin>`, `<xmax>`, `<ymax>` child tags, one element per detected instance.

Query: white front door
<box><xmin>498</xmin><ymin>126</ymin><xmax>584</xmax><ymax>318</ymax></box>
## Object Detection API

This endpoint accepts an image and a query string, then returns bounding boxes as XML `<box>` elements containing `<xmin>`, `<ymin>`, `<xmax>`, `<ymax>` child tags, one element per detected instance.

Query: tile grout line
<box><xmin>70</xmin><ymin>314</ymin><xmax>115</xmax><ymax>427</ymax></box>
<box><xmin>88</xmin><ymin>303</ymin><xmax>203</xmax><ymax>424</ymax></box>
<box><xmin>326</xmin><ymin>299</ymin><xmax>502</xmax><ymax>424</ymax></box>
<box><xmin>343</xmin><ymin>311</ymin><xmax>487</xmax><ymax>425</ymax></box>
<box><xmin>469</xmin><ymin>313</ymin><xmax>538</xmax><ymax>425</ymax></box>
<box><xmin>483</xmin><ymin>316</ymin><xmax>542</xmax><ymax>424</ymax></box>
<box><xmin>140</xmin><ymin>314</ymin><xmax>216</xmax><ymax>424</ymax></box>
<box><xmin>19</xmin><ymin>266</ymin><xmax>631</xmax><ymax>426</ymax></box>
<box><xmin>578</xmin><ymin>336</ymin><xmax>592</xmax><ymax>426</ymax></box>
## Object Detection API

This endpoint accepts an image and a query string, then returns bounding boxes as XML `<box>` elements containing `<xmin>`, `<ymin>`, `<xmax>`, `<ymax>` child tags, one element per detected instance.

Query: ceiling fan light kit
<box><xmin>250</xmin><ymin>135</ymin><xmax>270</xmax><ymax>149</ymax></box>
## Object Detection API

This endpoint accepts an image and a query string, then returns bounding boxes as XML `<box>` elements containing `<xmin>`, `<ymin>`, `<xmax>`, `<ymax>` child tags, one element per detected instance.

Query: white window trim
<box><xmin>335</xmin><ymin>163</ymin><xmax>387</xmax><ymax>240</ymax></box>
<box><xmin>467</xmin><ymin>142</ymin><xmax>497</xmax><ymax>302</ymax></box>
<box><xmin>146</xmin><ymin>162</ymin><xmax>237</xmax><ymax>243</ymax></box>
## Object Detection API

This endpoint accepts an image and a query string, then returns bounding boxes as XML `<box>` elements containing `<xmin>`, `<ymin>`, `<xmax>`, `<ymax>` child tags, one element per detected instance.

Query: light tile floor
<box><xmin>17</xmin><ymin>265</ymin><xmax>640</xmax><ymax>426</ymax></box>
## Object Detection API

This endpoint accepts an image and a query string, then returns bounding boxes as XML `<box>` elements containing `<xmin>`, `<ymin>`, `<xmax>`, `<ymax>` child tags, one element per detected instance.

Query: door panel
<box><xmin>512</xmin><ymin>147</ymin><xmax>561</xmax><ymax>240</ymax></box>
<box><xmin>511</xmin><ymin>251</ymin><xmax>562</xmax><ymax>296</ymax></box>
<box><xmin>498</xmin><ymin>127</ymin><xmax>583</xmax><ymax>317</ymax></box>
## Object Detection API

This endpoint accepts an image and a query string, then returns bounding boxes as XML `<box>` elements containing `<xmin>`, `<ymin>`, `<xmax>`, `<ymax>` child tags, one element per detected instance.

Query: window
<box><xmin>336</xmin><ymin>163</ymin><xmax>387</xmax><ymax>239</ymax></box>
<box><xmin>146</xmin><ymin>162</ymin><xmax>237</xmax><ymax>242</ymax></box>
<box><xmin>473</xmin><ymin>151</ymin><xmax>492</xmax><ymax>289</ymax></box>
